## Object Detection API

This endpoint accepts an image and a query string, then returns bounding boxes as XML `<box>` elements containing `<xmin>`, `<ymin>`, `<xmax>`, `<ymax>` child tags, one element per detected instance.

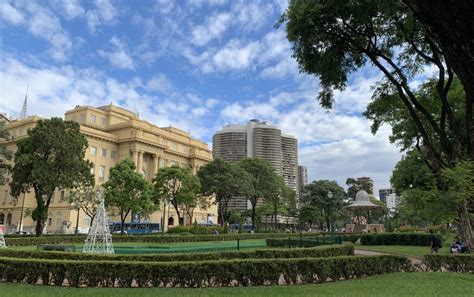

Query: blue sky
<box><xmin>0</xmin><ymin>0</ymin><xmax>402</xmax><ymax>195</ymax></box>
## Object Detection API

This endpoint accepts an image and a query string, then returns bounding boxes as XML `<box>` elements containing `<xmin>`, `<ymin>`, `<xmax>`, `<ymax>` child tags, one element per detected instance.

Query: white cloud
<box><xmin>51</xmin><ymin>0</ymin><xmax>85</xmax><ymax>19</ymax></box>
<box><xmin>231</xmin><ymin>0</ymin><xmax>273</xmax><ymax>31</ymax></box>
<box><xmin>191</xmin><ymin>12</ymin><xmax>232</xmax><ymax>46</ymax></box>
<box><xmin>86</xmin><ymin>0</ymin><xmax>119</xmax><ymax>33</ymax></box>
<box><xmin>98</xmin><ymin>36</ymin><xmax>134</xmax><ymax>69</ymax></box>
<box><xmin>0</xmin><ymin>2</ymin><xmax>24</xmax><ymax>25</ymax></box>
<box><xmin>146</xmin><ymin>74</ymin><xmax>172</xmax><ymax>94</ymax></box>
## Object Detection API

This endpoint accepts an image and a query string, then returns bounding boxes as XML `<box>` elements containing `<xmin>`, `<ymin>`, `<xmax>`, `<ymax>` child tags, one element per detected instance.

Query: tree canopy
<box><xmin>153</xmin><ymin>165</ymin><xmax>200</xmax><ymax>226</ymax></box>
<box><xmin>10</xmin><ymin>118</ymin><xmax>93</xmax><ymax>236</ymax></box>
<box><xmin>104</xmin><ymin>159</ymin><xmax>156</xmax><ymax>234</ymax></box>
<box><xmin>346</xmin><ymin>177</ymin><xmax>374</xmax><ymax>198</ymax></box>
<box><xmin>0</xmin><ymin>121</ymin><xmax>12</xmax><ymax>185</ymax></box>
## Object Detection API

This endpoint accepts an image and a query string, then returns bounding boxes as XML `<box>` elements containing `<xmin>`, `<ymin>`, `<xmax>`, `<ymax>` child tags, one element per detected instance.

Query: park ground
<box><xmin>0</xmin><ymin>272</ymin><xmax>472</xmax><ymax>297</ymax></box>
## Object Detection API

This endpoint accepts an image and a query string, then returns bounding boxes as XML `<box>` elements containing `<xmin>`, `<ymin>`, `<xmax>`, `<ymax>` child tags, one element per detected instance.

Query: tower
<box><xmin>19</xmin><ymin>85</ymin><xmax>28</xmax><ymax>119</ymax></box>
<box><xmin>82</xmin><ymin>188</ymin><xmax>114</xmax><ymax>254</ymax></box>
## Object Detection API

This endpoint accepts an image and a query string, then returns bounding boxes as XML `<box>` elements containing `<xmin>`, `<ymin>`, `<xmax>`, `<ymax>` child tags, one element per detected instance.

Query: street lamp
<box><xmin>328</xmin><ymin>191</ymin><xmax>335</xmax><ymax>242</ymax></box>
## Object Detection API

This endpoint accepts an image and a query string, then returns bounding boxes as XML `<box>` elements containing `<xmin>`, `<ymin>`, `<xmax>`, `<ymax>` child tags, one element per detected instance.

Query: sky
<box><xmin>0</xmin><ymin>0</ymin><xmax>404</xmax><ymax>196</ymax></box>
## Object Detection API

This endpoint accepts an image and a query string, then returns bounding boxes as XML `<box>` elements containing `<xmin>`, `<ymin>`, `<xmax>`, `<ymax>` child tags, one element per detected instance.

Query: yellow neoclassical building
<box><xmin>0</xmin><ymin>104</ymin><xmax>216</xmax><ymax>234</ymax></box>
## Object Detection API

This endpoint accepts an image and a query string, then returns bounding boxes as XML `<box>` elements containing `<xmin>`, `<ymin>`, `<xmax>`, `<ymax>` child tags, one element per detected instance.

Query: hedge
<box><xmin>0</xmin><ymin>244</ymin><xmax>353</xmax><ymax>262</ymax></box>
<box><xmin>4</xmin><ymin>232</ymin><xmax>324</xmax><ymax>247</ymax></box>
<box><xmin>423</xmin><ymin>254</ymin><xmax>474</xmax><ymax>273</ymax></box>
<box><xmin>266</xmin><ymin>236</ymin><xmax>341</xmax><ymax>248</ymax></box>
<box><xmin>358</xmin><ymin>233</ymin><xmax>437</xmax><ymax>246</ymax></box>
<box><xmin>167</xmin><ymin>225</ymin><xmax>225</xmax><ymax>235</ymax></box>
<box><xmin>0</xmin><ymin>255</ymin><xmax>410</xmax><ymax>287</ymax></box>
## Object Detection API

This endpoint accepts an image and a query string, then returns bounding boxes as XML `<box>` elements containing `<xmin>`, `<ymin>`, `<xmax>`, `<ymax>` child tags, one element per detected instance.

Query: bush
<box><xmin>37</xmin><ymin>245</ymin><xmax>76</xmax><ymax>252</ymax></box>
<box><xmin>0</xmin><ymin>244</ymin><xmax>353</xmax><ymax>262</ymax></box>
<box><xmin>266</xmin><ymin>236</ymin><xmax>341</xmax><ymax>247</ymax></box>
<box><xmin>0</xmin><ymin>255</ymin><xmax>410</xmax><ymax>287</ymax></box>
<box><xmin>359</xmin><ymin>233</ymin><xmax>437</xmax><ymax>246</ymax></box>
<box><xmin>4</xmin><ymin>232</ymin><xmax>325</xmax><ymax>247</ymax></box>
<box><xmin>423</xmin><ymin>254</ymin><xmax>474</xmax><ymax>273</ymax></box>
<box><xmin>167</xmin><ymin>225</ymin><xmax>224</xmax><ymax>235</ymax></box>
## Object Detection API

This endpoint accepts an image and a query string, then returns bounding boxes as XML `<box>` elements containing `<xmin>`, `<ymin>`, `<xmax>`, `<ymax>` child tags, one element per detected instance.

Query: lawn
<box><xmin>0</xmin><ymin>273</ymin><xmax>472</xmax><ymax>297</ymax></box>
<box><xmin>8</xmin><ymin>239</ymin><xmax>268</xmax><ymax>253</ymax></box>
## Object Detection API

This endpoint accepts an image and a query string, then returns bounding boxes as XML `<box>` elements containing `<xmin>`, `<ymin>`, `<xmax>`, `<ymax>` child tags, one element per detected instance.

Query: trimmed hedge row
<box><xmin>0</xmin><ymin>255</ymin><xmax>411</xmax><ymax>287</ymax></box>
<box><xmin>0</xmin><ymin>244</ymin><xmax>353</xmax><ymax>262</ymax></box>
<box><xmin>5</xmin><ymin>232</ymin><xmax>325</xmax><ymax>246</ymax></box>
<box><xmin>266</xmin><ymin>236</ymin><xmax>341</xmax><ymax>248</ymax></box>
<box><xmin>359</xmin><ymin>233</ymin><xmax>436</xmax><ymax>246</ymax></box>
<box><xmin>423</xmin><ymin>254</ymin><xmax>474</xmax><ymax>273</ymax></box>
<box><xmin>167</xmin><ymin>225</ymin><xmax>225</xmax><ymax>235</ymax></box>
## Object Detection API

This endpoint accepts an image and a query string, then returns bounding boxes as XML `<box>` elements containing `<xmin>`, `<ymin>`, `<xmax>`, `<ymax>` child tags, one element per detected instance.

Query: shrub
<box><xmin>266</xmin><ymin>236</ymin><xmax>341</xmax><ymax>247</ymax></box>
<box><xmin>5</xmin><ymin>232</ymin><xmax>325</xmax><ymax>247</ymax></box>
<box><xmin>0</xmin><ymin>244</ymin><xmax>353</xmax><ymax>262</ymax></box>
<box><xmin>359</xmin><ymin>233</ymin><xmax>437</xmax><ymax>246</ymax></box>
<box><xmin>167</xmin><ymin>225</ymin><xmax>224</xmax><ymax>235</ymax></box>
<box><xmin>423</xmin><ymin>254</ymin><xmax>474</xmax><ymax>273</ymax></box>
<box><xmin>37</xmin><ymin>245</ymin><xmax>76</xmax><ymax>252</ymax></box>
<box><xmin>0</xmin><ymin>255</ymin><xmax>410</xmax><ymax>287</ymax></box>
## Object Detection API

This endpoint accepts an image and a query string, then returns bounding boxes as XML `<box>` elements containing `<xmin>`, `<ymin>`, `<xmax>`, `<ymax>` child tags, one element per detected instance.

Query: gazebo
<box><xmin>345</xmin><ymin>190</ymin><xmax>384</xmax><ymax>233</ymax></box>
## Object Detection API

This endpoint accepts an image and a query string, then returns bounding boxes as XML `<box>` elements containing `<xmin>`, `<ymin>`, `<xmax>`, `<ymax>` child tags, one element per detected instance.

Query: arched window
<box><xmin>6</xmin><ymin>213</ymin><xmax>12</xmax><ymax>226</ymax></box>
<box><xmin>0</xmin><ymin>213</ymin><xmax>4</xmax><ymax>225</ymax></box>
<box><xmin>168</xmin><ymin>217</ymin><xmax>174</xmax><ymax>226</ymax></box>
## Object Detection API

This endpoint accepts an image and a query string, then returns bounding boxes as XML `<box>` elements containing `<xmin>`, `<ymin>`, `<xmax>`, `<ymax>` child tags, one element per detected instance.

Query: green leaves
<box><xmin>104</xmin><ymin>160</ymin><xmax>156</xmax><ymax>227</ymax></box>
<box><xmin>9</xmin><ymin>118</ymin><xmax>93</xmax><ymax>235</ymax></box>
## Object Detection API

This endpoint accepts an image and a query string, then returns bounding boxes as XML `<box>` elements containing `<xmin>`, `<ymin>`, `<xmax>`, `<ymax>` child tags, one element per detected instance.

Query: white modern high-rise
<box><xmin>386</xmin><ymin>193</ymin><xmax>399</xmax><ymax>212</ymax></box>
<box><xmin>213</xmin><ymin>120</ymin><xmax>300</xmax><ymax>212</ymax></box>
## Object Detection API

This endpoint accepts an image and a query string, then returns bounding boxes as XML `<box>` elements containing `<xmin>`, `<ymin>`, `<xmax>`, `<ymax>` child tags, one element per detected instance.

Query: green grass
<box><xmin>356</xmin><ymin>243</ymin><xmax>451</xmax><ymax>258</ymax></box>
<box><xmin>8</xmin><ymin>239</ymin><xmax>268</xmax><ymax>253</ymax></box>
<box><xmin>0</xmin><ymin>273</ymin><xmax>472</xmax><ymax>296</ymax></box>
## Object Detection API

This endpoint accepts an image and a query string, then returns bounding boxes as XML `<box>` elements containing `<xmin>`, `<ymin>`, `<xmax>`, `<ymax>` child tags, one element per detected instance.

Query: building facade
<box><xmin>378</xmin><ymin>188</ymin><xmax>394</xmax><ymax>203</ymax></box>
<box><xmin>297</xmin><ymin>165</ymin><xmax>308</xmax><ymax>201</ymax></box>
<box><xmin>386</xmin><ymin>193</ymin><xmax>399</xmax><ymax>212</ymax></box>
<box><xmin>213</xmin><ymin>119</ymin><xmax>300</xmax><ymax>212</ymax></box>
<box><xmin>0</xmin><ymin>104</ymin><xmax>217</xmax><ymax>234</ymax></box>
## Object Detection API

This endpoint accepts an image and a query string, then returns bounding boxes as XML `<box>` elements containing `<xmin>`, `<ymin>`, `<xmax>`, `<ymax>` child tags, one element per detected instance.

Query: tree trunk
<box><xmin>120</xmin><ymin>217</ymin><xmax>126</xmax><ymax>235</ymax></box>
<box><xmin>458</xmin><ymin>202</ymin><xmax>474</xmax><ymax>249</ymax></box>
<box><xmin>251</xmin><ymin>201</ymin><xmax>257</xmax><ymax>230</ymax></box>
<box><xmin>35</xmin><ymin>218</ymin><xmax>46</xmax><ymax>237</ymax></box>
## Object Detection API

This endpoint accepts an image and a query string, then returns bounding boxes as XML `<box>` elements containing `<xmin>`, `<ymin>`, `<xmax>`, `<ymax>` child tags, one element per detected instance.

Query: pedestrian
<box><xmin>429</xmin><ymin>230</ymin><xmax>442</xmax><ymax>254</ymax></box>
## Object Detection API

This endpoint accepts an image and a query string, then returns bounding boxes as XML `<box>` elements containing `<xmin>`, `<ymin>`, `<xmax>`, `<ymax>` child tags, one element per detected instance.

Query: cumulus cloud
<box><xmin>146</xmin><ymin>74</ymin><xmax>172</xmax><ymax>94</ymax></box>
<box><xmin>86</xmin><ymin>0</ymin><xmax>119</xmax><ymax>33</ymax></box>
<box><xmin>0</xmin><ymin>1</ymin><xmax>24</xmax><ymax>25</ymax></box>
<box><xmin>191</xmin><ymin>12</ymin><xmax>232</xmax><ymax>46</ymax></box>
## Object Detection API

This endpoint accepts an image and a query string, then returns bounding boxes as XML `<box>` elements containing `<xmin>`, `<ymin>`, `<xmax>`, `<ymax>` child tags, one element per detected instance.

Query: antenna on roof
<box><xmin>19</xmin><ymin>85</ymin><xmax>28</xmax><ymax>119</ymax></box>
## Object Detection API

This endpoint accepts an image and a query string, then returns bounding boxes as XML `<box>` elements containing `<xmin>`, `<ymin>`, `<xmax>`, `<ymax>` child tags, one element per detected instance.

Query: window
<box><xmin>79</xmin><ymin>114</ymin><xmax>85</xmax><ymax>122</ymax></box>
<box><xmin>90</xmin><ymin>115</ymin><xmax>96</xmax><ymax>123</ymax></box>
<box><xmin>159</xmin><ymin>158</ymin><xmax>165</xmax><ymax>168</ymax></box>
<box><xmin>172</xmin><ymin>142</ymin><xmax>177</xmax><ymax>150</ymax></box>
<box><xmin>99</xmin><ymin>166</ymin><xmax>106</xmax><ymax>182</ymax></box>
<box><xmin>48</xmin><ymin>217</ymin><xmax>52</xmax><ymax>226</ymax></box>
<box><xmin>111</xmin><ymin>151</ymin><xmax>116</xmax><ymax>159</ymax></box>
<box><xmin>90</xmin><ymin>164</ymin><xmax>95</xmax><ymax>175</ymax></box>
<box><xmin>90</xmin><ymin>146</ymin><xmax>97</xmax><ymax>156</ymax></box>
<box><xmin>3</xmin><ymin>191</ymin><xmax>7</xmax><ymax>204</ymax></box>
<box><xmin>60</xmin><ymin>190</ymin><xmax>65</xmax><ymax>201</ymax></box>
<box><xmin>100</xmin><ymin>117</ymin><xmax>106</xmax><ymax>125</ymax></box>
<box><xmin>101</xmin><ymin>148</ymin><xmax>107</xmax><ymax>157</ymax></box>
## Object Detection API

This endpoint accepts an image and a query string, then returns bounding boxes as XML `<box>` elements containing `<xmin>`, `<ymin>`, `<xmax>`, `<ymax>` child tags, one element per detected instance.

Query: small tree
<box><xmin>10</xmin><ymin>118</ymin><xmax>93</xmax><ymax>236</ymax></box>
<box><xmin>68</xmin><ymin>186</ymin><xmax>101</xmax><ymax>227</ymax></box>
<box><xmin>263</xmin><ymin>176</ymin><xmax>297</xmax><ymax>230</ymax></box>
<box><xmin>153</xmin><ymin>165</ymin><xmax>200</xmax><ymax>226</ymax></box>
<box><xmin>299</xmin><ymin>205</ymin><xmax>323</xmax><ymax>230</ymax></box>
<box><xmin>198</xmin><ymin>159</ymin><xmax>249</xmax><ymax>226</ymax></box>
<box><xmin>238</xmin><ymin>158</ymin><xmax>278</xmax><ymax>230</ymax></box>
<box><xmin>104</xmin><ymin>160</ymin><xmax>156</xmax><ymax>234</ymax></box>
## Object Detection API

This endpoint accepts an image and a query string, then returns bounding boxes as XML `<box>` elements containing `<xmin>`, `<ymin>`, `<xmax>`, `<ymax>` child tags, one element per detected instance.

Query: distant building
<box><xmin>298</xmin><ymin>165</ymin><xmax>308</xmax><ymax>201</ymax></box>
<box><xmin>213</xmin><ymin>120</ymin><xmax>300</xmax><ymax>212</ymax></box>
<box><xmin>379</xmin><ymin>188</ymin><xmax>394</xmax><ymax>203</ymax></box>
<box><xmin>386</xmin><ymin>193</ymin><xmax>399</xmax><ymax>212</ymax></box>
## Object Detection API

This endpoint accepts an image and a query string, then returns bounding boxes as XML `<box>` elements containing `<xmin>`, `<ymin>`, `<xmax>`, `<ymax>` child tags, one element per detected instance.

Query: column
<box><xmin>132</xmin><ymin>150</ymin><xmax>138</xmax><ymax>165</ymax></box>
<box><xmin>153</xmin><ymin>154</ymin><xmax>159</xmax><ymax>176</ymax></box>
<box><xmin>137</xmin><ymin>151</ymin><xmax>143</xmax><ymax>173</ymax></box>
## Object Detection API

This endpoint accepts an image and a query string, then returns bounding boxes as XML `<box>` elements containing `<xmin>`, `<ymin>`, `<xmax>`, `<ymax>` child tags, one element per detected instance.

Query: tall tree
<box><xmin>153</xmin><ymin>165</ymin><xmax>200</xmax><ymax>226</ymax></box>
<box><xmin>103</xmin><ymin>159</ymin><xmax>156</xmax><ymax>234</ymax></box>
<box><xmin>303</xmin><ymin>180</ymin><xmax>347</xmax><ymax>232</ymax></box>
<box><xmin>238</xmin><ymin>158</ymin><xmax>278</xmax><ymax>229</ymax></box>
<box><xmin>0</xmin><ymin>121</ymin><xmax>12</xmax><ymax>185</ymax></box>
<box><xmin>10</xmin><ymin>118</ymin><xmax>93</xmax><ymax>236</ymax></box>
<box><xmin>298</xmin><ymin>205</ymin><xmax>324</xmax><ymax>230</ymax></box>
<box><xmin>346</xmin><ymin>177</ymin><xmax>374</xmax><ymax>198</ymax></box>
<box><xmin>262</xmin><ymin>176</ymin><xmax>297</xmax><ymax>230</ymax></box>
<box><xmin>198</xmin><ymin>159</ymin><xmax>248</xmax><ymax>226</ymax></box>
<box><xmin>282</xmin><ymin>0</ymin><xmax>473</xmax><ymax>246</ymax></box>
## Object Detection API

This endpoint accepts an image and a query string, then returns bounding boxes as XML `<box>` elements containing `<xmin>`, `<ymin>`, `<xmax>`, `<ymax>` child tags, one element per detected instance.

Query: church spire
<box><xmin>19</xmin><ymin>85</ymin><xmax>28</xmax><ymax>119</ymax></box>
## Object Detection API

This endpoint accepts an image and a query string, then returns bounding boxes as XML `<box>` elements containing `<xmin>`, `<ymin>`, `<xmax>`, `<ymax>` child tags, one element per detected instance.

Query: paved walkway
<box><xmin>354</xmin><ymin>248</ymin><xmax>422</xmax><ymax>265</ymax></box>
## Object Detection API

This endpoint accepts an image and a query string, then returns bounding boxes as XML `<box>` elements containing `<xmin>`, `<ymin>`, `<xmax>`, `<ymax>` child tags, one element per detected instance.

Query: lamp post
<box><xmin>74</xmin><ymin>204</ymin><xmax>80</xmax><ymax>235</ymax></box>
<box><xmin>328</xmin><ymin>191</ymin><xmax>335</xmax><ymax>242</ymax></box>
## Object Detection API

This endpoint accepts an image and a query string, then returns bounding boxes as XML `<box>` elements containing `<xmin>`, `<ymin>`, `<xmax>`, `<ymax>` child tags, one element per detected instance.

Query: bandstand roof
<box><xmin>346</xmin><ymin>190</ymin><xmax>381</xmax><ymax>209</ymax></box>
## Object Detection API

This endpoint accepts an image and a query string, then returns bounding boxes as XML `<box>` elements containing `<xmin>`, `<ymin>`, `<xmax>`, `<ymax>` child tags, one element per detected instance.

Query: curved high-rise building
<box><xmin>213</xmin><ymin>120</ymin><xmax>300</xmax><ymax>212</ymax></box>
